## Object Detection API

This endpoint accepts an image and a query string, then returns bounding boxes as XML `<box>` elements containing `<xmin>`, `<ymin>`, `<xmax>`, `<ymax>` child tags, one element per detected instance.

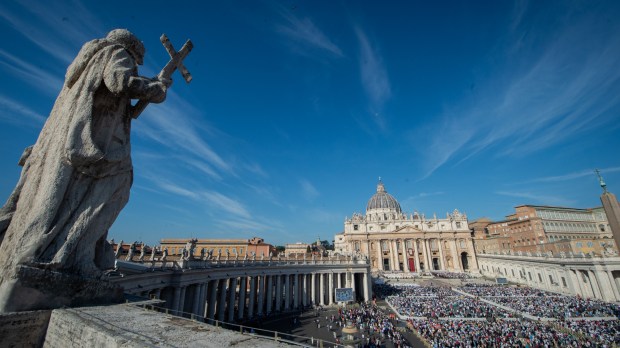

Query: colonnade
<box><xmin>123</xmin><ymin>268</ymin><xmax>372</xmax><ymax>324</ymax></box>
<box><xmin>478</xmin><ymin>253</ymin><xmax>620</xmax><ymax>302</ymax></box>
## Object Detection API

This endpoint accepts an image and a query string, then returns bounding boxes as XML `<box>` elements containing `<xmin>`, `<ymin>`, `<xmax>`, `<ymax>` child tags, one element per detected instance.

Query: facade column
<box><xmin>425</xmin><ymin>239</ymin><xmax>433</xmax><ymax>270</ymax></box>
<box><xmin>319</xmin><ymin>273</ymin><xmax>325</xmax><ymax>305</ymax></box>
<box><xmin>257</xmin><ymin>275</ymin><xmax>265</xmax><ymax>315</ymax></box>
<box><xmin>376</xmin><ymin>240</ymin><xmax>383</xmax><ymax>271</ymax></box>
<box><xmin>227</xmin><ymin>277</ymin><xmax>238</xmax><ymax>322</ymax></box>
<box><xmin>452</xmin><ymin>239</ymin><xmax>462</xmax><ymax>271</ymax></box>
<box><xmin>390</xmin><ymin>239</ymin><xmax>399</xmax><ymax>271</ymax></box>
<box><xmin>467</xmin><ymin>238</ymin><xmax>479</xmax><ymax>270</ymax></box>
<box><xmin>275</xmin><ymin>275</ymin><xmax>282</xmax><ymax>311</ymax></box>
<box><xmin>311</xmin><ymin>273</ymin><xmax>316</xmax><ymax>306</ymax></box>
<box><xmin>402</xmin><ymin>240</ymin><xmax>410</xmax><ymax>272</ymax></box>
<box><xmin>336</xmin><ymin>272</ymin><xmax>342</xmax><ymax>289</ymax></box>
<box><xmin>284</xmin><ymin>274</ymin><xmax>291</xmax><ymax>310</ymax></box>
<box><xmin>154</xmin><ymin>288</ymin><xmax>162</xmax><ymax>299</ymax></box>
<box><xmin>248</xmin><ymin>276</ymin><xmax>256</xmax><ymax>318</ymax></box>
<box><xmin>592</xmin><ymin>269</ymin><xmax>612</xmax><ymax>301</ymax></box>
<box><xmin>217</xmin><ymin>279</ymin><xmax>227</xmax><ymax>322</ymax></box>
<box><xmin>607</xmin><ymin>271</ymin><xmax>620</xmax><ymax>301</ymax></box>
<box><xmin>207</xmin><ymin>279</ymin><xmax>219</xmax><ymax>320</ymax></box>
<box><xmin>437</xmin><ymin>239</ymin><xmax>445</xmax><ymax>270</ymax></box>
<box><xmin>192</xmin><ymin>283</ymin><xmax>202</xmax><ymax>317</ymax></box>
<box><xmin>365</xmin><ymin>240</ymin><xmax>371</xmax><ymax>260</ymax></box>
<box><xmin>363</xmin><ymin>272</ymin><xmax>370</xmax><ymax>302</ymax></box>
<box><xmin>413</xmin><ymin>239</ymin><xmax>420</xmax><ymax>272</ymax></box>
<box><xmin>238</xmin><ymin>277</ymin><xmax>247</xmax><ymax>320</ymax></box>
<box><xmin>587</xmin><ymin>270</ymin><xmax>603</xmax><ymax>299</ymax></box>
<box><xmin>266</xmin><ymin>275</ymin><xmax>274</xmax><ymax>313</ymax></box>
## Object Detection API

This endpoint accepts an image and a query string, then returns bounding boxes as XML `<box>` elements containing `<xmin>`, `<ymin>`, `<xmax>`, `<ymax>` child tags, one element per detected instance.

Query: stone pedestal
<box><xmin>0</xmin><ymin>265</ymin><xmax>123</xmax><ymax>312</ymax></box>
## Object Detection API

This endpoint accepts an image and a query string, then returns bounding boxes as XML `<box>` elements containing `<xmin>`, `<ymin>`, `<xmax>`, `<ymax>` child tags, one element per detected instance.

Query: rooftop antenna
<box><xmin>595</xmin><ymin>169</ymin><xmax>608</xmax><ymax>193</ymax></box>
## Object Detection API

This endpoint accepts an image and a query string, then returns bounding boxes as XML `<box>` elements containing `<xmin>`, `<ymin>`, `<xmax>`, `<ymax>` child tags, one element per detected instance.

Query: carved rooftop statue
<box><xmin>0</xmin><ymin>29</ymin><xmax>193</xmax><ymax>312</ymax></box>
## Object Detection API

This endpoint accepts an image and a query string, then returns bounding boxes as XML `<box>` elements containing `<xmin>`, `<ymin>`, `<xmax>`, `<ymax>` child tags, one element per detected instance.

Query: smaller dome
<box><xmin>366</xmin><ymin>181</ymin><xmax>402</xmax><ymax>214</ymax></box>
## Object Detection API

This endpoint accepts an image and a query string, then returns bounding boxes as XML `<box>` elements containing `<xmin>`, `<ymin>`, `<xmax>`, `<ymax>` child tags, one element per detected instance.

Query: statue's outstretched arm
<box><xmin>104</xmin><ymin>49</ymin><xmax>168</xmax><ymax>103</ymax></box>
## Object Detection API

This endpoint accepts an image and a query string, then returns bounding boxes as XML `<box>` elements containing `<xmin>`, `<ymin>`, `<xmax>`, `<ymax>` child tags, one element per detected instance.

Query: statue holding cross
<box><xmin>0</xmin><ymin>29</ymin><xmax>193</xmax><ymax>312</ymax></box>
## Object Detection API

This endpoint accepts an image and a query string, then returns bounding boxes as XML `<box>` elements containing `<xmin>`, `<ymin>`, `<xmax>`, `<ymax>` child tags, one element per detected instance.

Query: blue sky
<box><xmin>1</xmin><ymin>1</ymin><xmax>619</xmax><ymax>247</ymax></box>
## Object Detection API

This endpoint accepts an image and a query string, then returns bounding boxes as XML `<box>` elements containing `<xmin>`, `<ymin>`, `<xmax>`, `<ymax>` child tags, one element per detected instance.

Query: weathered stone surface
<box><xmin>43</xmin><ymin>304</ymin><xmax>291</xmax><ymax>348</ymax></box>
<box><xmin>0</xmin><ymin>309</ymin><xmax>51</xmax><ymax>347</ymax></box>
<box><xmin>0</xmin><ymin>29</ymin><xmax>172</xmax><ymax>312</ymax></box>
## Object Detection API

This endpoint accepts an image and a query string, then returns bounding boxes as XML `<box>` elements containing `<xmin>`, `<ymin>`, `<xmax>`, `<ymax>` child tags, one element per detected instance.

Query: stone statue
<box><xmin>114</xmin><ymin>240</ymin><xmax>124</xmax><ymax>259</ymax></box>
<box><xmin>200</xmin><ymin>247</ymin><xmax>206</xmax><ymax>260</ymax></box>
<box><xmin>161</xmin><ymin>248</ymin><xmax>169</xmax><ymax>262</ymax></box>
<box><xmin>149</xmin><ymin>246</ymin><xmax>157</xmax><ymax>261</ymax></box>
<box><xmin>126</xmin><ymin>242</ymin><xmax>136</xmax><ymax>261</ymax></box>
<box><xmin>0</xmin><ymin>29</ymin><xmax>193</xmax><ymax>312</ymax></box>
<box><xmin>138</xmin><ymin>243</ymin><xmax>146</xmax><ymax>261</ymax></box>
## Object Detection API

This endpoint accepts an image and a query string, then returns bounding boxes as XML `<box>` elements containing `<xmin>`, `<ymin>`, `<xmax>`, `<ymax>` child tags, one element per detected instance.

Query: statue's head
<box><xmin>106</xmin><ymin>29</ymin><xmax>145</xmax><ymax>65</ymax></box>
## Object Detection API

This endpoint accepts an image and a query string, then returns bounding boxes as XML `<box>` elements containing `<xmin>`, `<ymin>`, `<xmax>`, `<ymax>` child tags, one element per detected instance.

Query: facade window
<box><xmin>353</xmin><ymin>225</ymin><xmax>359</xmax><ymax>230</ymax></box>
<box><xmin>354</xmin><ymin>241</ymin><xmax>360</xmax><ymax>251</ymax></box>
<box><xmin>239</xmin><ymin>248</ymin><xmax>243</xmax><ymax>255</ymax></box>
<box><xmin>538</xmin><ymin>274</ymin><xmax>543</xmax><ymax>282</ymax></box>
<box><xmin>549</xmin><ymin>275</ymin><xmax>554</xmax><ymax>284</ymax></box>
<box><xmin>561</xmin><ymin>277</ymin><xmax>567</xmax><ymax>287</ymax></box>
<box><xmin>528</xmin><ymin>272</ymin><xmax>532</xmax><ymax>280</ymax></box>
<box><xmin>587</xmin><ymin>242</ymin><xmax>593</xmax><ymax>247</ymax></box>
<box><xmin>456</xmin><ymin>222</ymin><xmax>461</xmax><ymax>228</ymax></box>
<box><xmin>576</xmin><ymin>242</ymin><xmax>583</xmax><ymax>248</ymax></box>
<box><xmin>406</xmin><ymin>240</ymin><xmax>412</xmax><ymax>249</ymax></box>
<box><xmin>599</xmin><ymin>224</ymin><xmax>605</xmax><ymax>232</ymax></box>
<box><xmin>431</xmin><ymin>240</ymin><xmax>437</xmax><ymax>250</ymax></box>
<box><xmin>381</xmin><ymin>241</ymin><xmax>389</xmax><ymax>251</ymax></box>
<box><xmin>459</xmin><ymin>240</ymin><xmax>466</xmax><ymax>248</ymax></box>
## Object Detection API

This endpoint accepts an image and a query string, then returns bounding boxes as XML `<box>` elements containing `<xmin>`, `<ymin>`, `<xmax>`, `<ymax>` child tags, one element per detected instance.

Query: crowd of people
<box><xmin>459</xmin><ymin>284</ymin><xmax>556</xmax><ymax>297</ymax></box>
<box><xmin>317</xmin><ymin>302</ymin><xmax>411</xmax><ymax>347</ymax></box>
<box><xmin>408</xmin><ymin>319</ymin><xmax>596</xmax><ymax>348</ymax></box>
<box><xmin>557</xmin><ymin>319</ymin><xmax>620</xmax><ymax>346</ymax></box>
<box><xmin>485</xmin><ymin>296</ymin><xmax>619</xmax><ymax>319</ymax></box>
<box><xmin>431</xmin><ymin>271</ymin><xmax>474</xmax><ymax>279</ymax></box>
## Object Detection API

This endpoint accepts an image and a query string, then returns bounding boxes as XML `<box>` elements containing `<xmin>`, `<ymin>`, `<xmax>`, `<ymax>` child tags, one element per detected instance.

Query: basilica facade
<box><xmin>334</xmin><ymin>181</ymin><xmax>478</xmax><ymax>273</ymax></box>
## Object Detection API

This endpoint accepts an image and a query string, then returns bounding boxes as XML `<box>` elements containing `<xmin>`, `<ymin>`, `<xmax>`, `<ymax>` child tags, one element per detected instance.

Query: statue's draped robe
<box><xmin>0</xmin><ymin>40</ymin><xmax>155</xmax><ymax>283</ymax></box>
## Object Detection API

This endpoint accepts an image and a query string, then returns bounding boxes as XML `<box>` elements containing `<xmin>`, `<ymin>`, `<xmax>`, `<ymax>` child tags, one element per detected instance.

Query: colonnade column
<box><xmin>275</xmin><ymin>274</ymin><xmax>282</xmax><ymax>311</ymax></box>
<box><xmin>228</xmin><ymin>277</ymin><xmax>238</xmax><ymax>322</ymax></box>
<box><xmin>266</xmin><ymin>275</ymin><xmax>274</xmax><ymax>313</ymax></box>
<box><xmin>319</xmin><ymin>273</ymin><xmax>325</xmax><ymax>305</ymax></box>
<box><xmin>217</xmin><ymin>279</ymin><xmax>227</xmax><ymax>322</ymax></box>
<box><xmin>199</xmin><ymin>282</ymin><xmax>208</xmax><ymax>318</ymax></box>
<box><xmin>248</xmin><ymin>276</ymin><xmax>256</xmax><ymax>318</ymax></box>
<box><xmin>363</xmin><ymin>272</ymin><xmax>370</xmax><ymax>302</ymax></box>
<box><xmin>207</xmin><ymin>279</ymin><xmax>219</xmax><ymax>320</ymax></box>
<box><xmin>302</xmin><ymin>274</ymin><xmax>308</xmax><ymax>308</ymax></box>
<box><xmin>257</xmin><ymin>275</ymin><xmax>265</xmax><ymax>315</ymax></box>
<box><xmin>328</xmin><ymin>272</ymin><xmax>334</xmax><ymax>305</ymax></box>
<box><xmin>192</xmin><ymin>283</ymin><xmax>203</xmax><ymax>317</ymax></box>
<box><xmin>413</xmin><ymin>240</ymin><xmax>420</xmax><ymax>272</ymax></box>
<box><xmin>284</xmin><ymin>274</ymin><xmax>291</xmax><ymax>310</ymax></box>
<box><xmin>437</xmin><ymin>239</ymin><xmax>445</xmax><ymax>270</ymax></box>
<box><xmin>172</xmin><ymin>286</ymin><xmax>182</xmax><ymax>316</ymax></box>
<box><xmin>238</xmin><ymin>277</ymin><xmax>247</xmax><ymax>320</ymax></box>
<box><xmin>293</xmin><ymin>274</ymin><xmax>300</xmax><ymax>309</ymax></box>
<box><xmin>311</xmin><ymin>273</ymin><xmax>316</xmax><ymax>306</ymax></box>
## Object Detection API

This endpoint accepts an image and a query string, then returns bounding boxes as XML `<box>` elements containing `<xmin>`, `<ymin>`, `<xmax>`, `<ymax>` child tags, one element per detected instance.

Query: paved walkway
<box><xmin>245</xmin><ymin>302</ymin><xmax>427</xmax><ymax>348</ymax></box>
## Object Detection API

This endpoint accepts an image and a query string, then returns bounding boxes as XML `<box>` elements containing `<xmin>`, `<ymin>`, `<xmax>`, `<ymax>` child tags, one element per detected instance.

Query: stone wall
<box><xmin>0</xmin><ymin>310</ymin><xmax>51</xmax><ymax>347</ymax></box>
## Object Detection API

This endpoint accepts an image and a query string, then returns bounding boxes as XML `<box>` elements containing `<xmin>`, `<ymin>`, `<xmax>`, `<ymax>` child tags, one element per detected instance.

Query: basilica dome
<box><xmin>366</xmin><ymin>181</ymin><xmax>402</xmax><ymax>214</ymax></box>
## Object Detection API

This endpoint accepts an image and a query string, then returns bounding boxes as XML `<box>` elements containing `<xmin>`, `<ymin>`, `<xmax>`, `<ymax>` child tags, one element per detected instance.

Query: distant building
<box><xmin>284</xmin><ymin>242</ymin><xmax>310</xmax><ymax>256</ymax></box>
<box><xmin>159</xmin><ymin>237</ymin><xmax>276</xmax><ymax>258</ymax></box>
<box><xmin>335</xmin><ymin>180</ymin><xmax>478</xmax><ymax>273</ymax></box>
<box><xmin>476</xmin><ymin>205</ymin><xmax>616</xmax><ymax>256</ymax></box>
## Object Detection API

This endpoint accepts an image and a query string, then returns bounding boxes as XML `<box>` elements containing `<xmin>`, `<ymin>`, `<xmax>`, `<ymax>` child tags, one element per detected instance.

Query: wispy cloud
<box><xmin>275</xmin><ymin>9</ymin><xmax>343</xmax><ymax>58</ymax></box>
<box><xmin>518</xmin><ymin>166</ymin><xmax>620</xmax><ymax>184</ymax></box>
<box><xmin>417</xmin><ymin>6</ymin><xmax>620</xmax><ymax>178</ymax></box>
<box><xmin>355</xmin><ymin>27</ymin><xmax>391</xmax><ymax>131</ymax></box>
<box><xmin>300</xmin><ymin>178</ymin><xmax>320</xmax><ymax>201</ymax></box>
<box><xmin>496</xmin><ymin>191</ymin><xmax>576</xmax><ymax>207</ymax></box>
<box><xmin>0</xmin><ymin>50</ymin><xmax>64</xmax><ymax>93</ymax></box>
<box><xmin>0</xmin><ymin>0</ymin><xmax>102</xmax><ymax>64</ymax></box>
<box><xmin>0</xmin><ymin>95</ymin><xmax>46</xmax><ymax>126</ymax></box>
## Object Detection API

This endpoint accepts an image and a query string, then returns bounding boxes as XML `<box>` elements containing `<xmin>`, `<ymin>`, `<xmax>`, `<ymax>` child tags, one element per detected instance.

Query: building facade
<box><xmin>334</xmin><ymin>181</ymin><xmax>478</xmax><ymax>273</ymax></box>
<box><xmin>475</xmin><ymin>205</ymin><xmax>616</xmax><ymax>255</ymax></box>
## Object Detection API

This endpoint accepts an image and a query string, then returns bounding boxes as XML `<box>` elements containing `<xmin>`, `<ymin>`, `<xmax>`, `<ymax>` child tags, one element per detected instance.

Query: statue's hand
<box><xmin>159</xmin><ymin>77</ymin><xmax>173</xmax><ymax>88</ymax></box>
